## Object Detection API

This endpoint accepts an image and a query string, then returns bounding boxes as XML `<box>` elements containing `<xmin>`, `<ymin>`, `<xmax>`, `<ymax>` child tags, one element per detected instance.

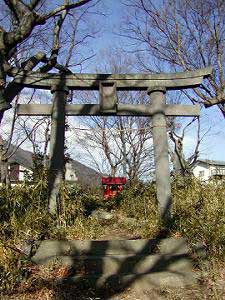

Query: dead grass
<box><xmin>0</xmin><ymin>177</ymin><xmax>225</xmax><ymax>299</ymax></box>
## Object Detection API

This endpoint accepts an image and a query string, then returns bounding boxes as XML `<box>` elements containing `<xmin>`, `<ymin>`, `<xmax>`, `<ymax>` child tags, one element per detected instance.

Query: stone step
<box><xmin>31</xmin><ymin>238</ymin><xmax>189</xmax><ymax>264</ymax></box>
<box><xmin>33</xmin><ymin>253</ymin><xmax>193</xmax><ymax>276</ymax></box>
<box><xmin>30</xmin><ymin>238</ymin><xmax>199</xmax><ymax>288</ymax></box>
<box><xmin>59</xmin><ymin>271</ymin><xmax>198</xmax><ymax>288</ymax></box>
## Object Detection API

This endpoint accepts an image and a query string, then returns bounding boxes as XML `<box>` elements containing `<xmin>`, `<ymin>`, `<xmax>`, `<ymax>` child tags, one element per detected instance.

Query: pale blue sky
<box><xmin>3</xmin><ymin>0</ymin><xmax>224</xmax><ymax>163</ymax></box>
<box><xmin>83</xmin><ymin>0</ymin><xmax>225</xmax><ymax>162</ymax></box>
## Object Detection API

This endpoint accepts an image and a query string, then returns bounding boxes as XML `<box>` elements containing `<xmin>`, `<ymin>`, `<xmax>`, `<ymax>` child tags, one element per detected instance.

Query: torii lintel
<box><xmin>17</xmin><ymin>103</ymin><xmax>200</xmax><ymax>117</ymax></box>
<box><xmin>12</xmin><ymin>67</ymin><xmax>212</xmax><ymax>91</ymax></box>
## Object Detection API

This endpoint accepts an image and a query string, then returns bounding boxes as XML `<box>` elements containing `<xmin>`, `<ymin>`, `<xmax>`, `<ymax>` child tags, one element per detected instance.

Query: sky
<box><xmin>75</xmin><ymin>0</ymin><xmax>225</xmax><ymax>162</ymax></box>
<box><xmin>1</xmin><ymin>0</ymin><xmax>224</xmax><ymax>172</ymax></box>
<box><xmin>90</xmin><ymin>0</ymin><xmax>225</xmax><ymax>162</ymax></box>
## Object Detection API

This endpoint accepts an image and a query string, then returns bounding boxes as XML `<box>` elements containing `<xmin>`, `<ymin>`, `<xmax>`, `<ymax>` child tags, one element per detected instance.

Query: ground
<box><xmin>1</xmin><ymin>210</ymin><xmax>225</xmax><ymax>300</ymax></box>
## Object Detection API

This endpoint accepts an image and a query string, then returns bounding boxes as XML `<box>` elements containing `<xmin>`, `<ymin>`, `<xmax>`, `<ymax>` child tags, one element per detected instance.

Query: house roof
<box><xmin>197</xmin><ymin>159</ymin><xmax>225</xmax><ymax>167</ymax></box>
<box><xmin>7</xmin><ymin>145</ymin><xmax>102</xmax><ymax>187</ymax></box>
<box><xmin>8</xmin><ymin>147</ymin><xmax>34</xmax><ymax>169</ymax></box>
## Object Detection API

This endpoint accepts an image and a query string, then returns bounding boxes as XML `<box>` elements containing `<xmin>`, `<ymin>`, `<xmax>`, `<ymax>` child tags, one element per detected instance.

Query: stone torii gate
<box><xmin>16</xmin><ymin>67</ymin><xmax>212</xmax><ymax>221</ymax></box>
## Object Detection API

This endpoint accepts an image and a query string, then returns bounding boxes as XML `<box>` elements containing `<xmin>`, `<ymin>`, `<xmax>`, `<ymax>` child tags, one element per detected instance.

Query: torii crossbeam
<box><xmin>16</xmin><ymin>67</ymin><xmax>212</xmax><ymax>221</ymax></box>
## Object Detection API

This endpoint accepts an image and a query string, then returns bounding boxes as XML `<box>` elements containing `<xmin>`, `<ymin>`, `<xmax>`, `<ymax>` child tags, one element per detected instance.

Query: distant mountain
<box><xmin>7</xmin><ymin>145</ymin><xmax>102</xmax><ymax>187</ymax></box>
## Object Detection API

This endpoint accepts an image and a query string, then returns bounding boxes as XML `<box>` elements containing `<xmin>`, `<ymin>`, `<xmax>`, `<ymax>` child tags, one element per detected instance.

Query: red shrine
<box><xmin>101</xmin><ymin>176</ymin><xmax>126</xmax><ymax>200</ymax></box>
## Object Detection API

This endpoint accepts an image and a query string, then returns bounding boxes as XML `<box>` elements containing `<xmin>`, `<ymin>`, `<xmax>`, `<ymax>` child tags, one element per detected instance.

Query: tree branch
<box><xmin>28</xmin><ymin>0</ymin><xmax>42</xmax><ymax>10</ymax></box>
<box><xmin>43</xmin><ymin>0</ymin><xmax>92</xmax><ymax>20</ymax></box>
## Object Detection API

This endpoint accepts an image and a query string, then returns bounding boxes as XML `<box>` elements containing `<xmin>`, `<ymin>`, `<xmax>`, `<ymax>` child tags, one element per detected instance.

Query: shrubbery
<box><xmin>120</xmin><ymin>177</ymin><xmax>225</xmax><ymax>259</ymax></box>
<box><xmin>172</xmin><ymin>177</ymin><xmax>225</xmax><ymax>259</ymax></box>
<box><xmin>0</xmin><ymin>176</ymin><xmax>225</xmax><ymax>295</ymax></box>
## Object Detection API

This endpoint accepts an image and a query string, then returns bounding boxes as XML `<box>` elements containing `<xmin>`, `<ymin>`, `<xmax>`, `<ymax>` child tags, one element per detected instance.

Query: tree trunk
<box><xmin>0</xmin><ymin>158</ymin><xmax>10</xmax><ymax>186</ymax></box>
<box><xmin>111</xmin><ymin>166</ymin><xmax>116</xmax><ymax>177</ymax></box>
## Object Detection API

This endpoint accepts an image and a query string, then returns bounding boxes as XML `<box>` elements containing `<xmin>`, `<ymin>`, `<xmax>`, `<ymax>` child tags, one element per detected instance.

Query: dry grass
<box><xmin>0</xmin><ymin>177</ymin><xmax>225</xmax><ymax>299</ymax></box>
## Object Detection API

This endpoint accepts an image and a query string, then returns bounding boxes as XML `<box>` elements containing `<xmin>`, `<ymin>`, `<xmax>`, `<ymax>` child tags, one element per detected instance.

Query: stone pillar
<box><xmin>48</xmin><ymin>84</ymin><xmax>69</xmax><ymax>215</ymax></box>
<box><xmin>147</xmin><ymin>87</ymin><xmax>172</xmax><ymax>223</ymax></box>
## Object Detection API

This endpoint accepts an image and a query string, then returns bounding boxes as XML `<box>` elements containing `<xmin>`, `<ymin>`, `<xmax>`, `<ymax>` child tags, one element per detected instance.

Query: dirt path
<box><xmin>93</xmin><ymin>210</ymin><xmax>141</xmax><ymax>241</ymax></box>
<box><xmin>4</xmin><ymin>212</ymin><xmax>224</xmax><ymax>300</ymax></box>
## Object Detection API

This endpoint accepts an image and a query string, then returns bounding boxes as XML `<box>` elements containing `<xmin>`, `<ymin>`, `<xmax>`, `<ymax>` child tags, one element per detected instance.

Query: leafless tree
<box><xmin>0</xmin><ymin>0</ymin><xmax>101</xmax><ymax>182</ymax></box>
<box><xmin>71</xmin><ymin>90</ymin><xmax>154</xmax><ymax>181</ymax></box>
<box><xmin>0</xmin><ymin>112</ymin><xmax>49</xmax><ymax>184</ymax></box>
<box><xmin>0</xmin><ymin>0</ymin><xmax>101</xmax><ymax>123</ymax></box>
<box><xmin>67</xmin><ymin>54</ymin><xmax>154</xmax><ymax>181</ymax></box>
<box><xmin>64</xmin><ymin>49</ymin><xmax>153</xmax><ymax>180</ymax></box>
<box><xmin>120</xmin><ymin>0</ymin><xmax>224</xmax><ymax>174</ymax></box>
<box><xmin>168</xmin><ymin>116</ymin><xmax>211</xmax><ymax>175</ymax></box>
<box><xmin>122</xmin><ymin>0</ymin><xmax>225</xmax><ymax>116</ymax></box>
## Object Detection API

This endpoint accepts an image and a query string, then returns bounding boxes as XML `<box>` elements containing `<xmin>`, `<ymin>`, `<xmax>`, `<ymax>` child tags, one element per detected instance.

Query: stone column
<box><xmin>48</xmin><ymin>84</ymin><xmax>69</xmax><ymax>215</ymax></box>
<box><xmin>147</xmin><ymin>87</ymin><xmax>172</xmax><ymax>223</ymax></box>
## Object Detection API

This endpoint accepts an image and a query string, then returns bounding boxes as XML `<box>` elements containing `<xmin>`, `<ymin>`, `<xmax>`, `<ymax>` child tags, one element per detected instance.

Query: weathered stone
<box><xmin>17</xmin><ymin>103</ymin><xmax>200</xmax><ymax>117</ymax></box>
<box><xmin>13</xmin><ymin>67</ymin><xmax>212</xmax><ymax>90</ymax></box>
<box><xmin>59</xmin><ymin>270</ymin><xmax>197</xmax><ymax>289</ymax></box>
<box><xmin>31</xmin><ymin>238</ymin><xmax>189</xmax><ymax>263</ymax></box>
<box><xmin>48</xmin><ymin>85</ymin><xmax>68</xmax><ymax>215</ymax></box>
<box><xmin>30</xmin><ymin>238</ymin><xmax>197</xmax><ymax>289</ymax></box>
<box><xmin>30</xmin><ymin>238</ymin><xmax>200</xmax><ymax>288</ymax></box>
<box><xmin>123</xmin><ymin>217</ymin><xmax>138</xmax><ymax>226</ymax></box>
<box><xmin>148</xmin><ymin>87</ymin><xmax>172</xmax><ymax>221</ymax></box>
<box><xmin>91</xmin><ymin>209</ymin><xmax>114</xmax><ymax>220</ymax></box>
<box><xmin>192</xmin><ymin>241</ymin><xmax>207</xmax><ymax>259</ymax></box>
<box><xmin>36</xmin><ymin>253</ymin><xmax>192</xmax><ymax>275</ymax></box>
<box><xmin>99</xmin><ymin>81</ymin><xmax>117</xmax><ymax>113</ymax></box>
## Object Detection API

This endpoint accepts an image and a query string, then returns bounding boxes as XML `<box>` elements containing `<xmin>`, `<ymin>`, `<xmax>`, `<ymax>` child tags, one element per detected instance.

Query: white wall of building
<box><xmin>193</xmin><ymin>164</ymin><xmax>211</xmax><ymax>181</ymax></box>
<box><xmin>193</xmin><ymin>161</ymin><xmax>225</xmax><ymax>181</ymax></box>
<box><xmin>65</xmin><ymin>162</ymin><xmax>78</xmax><ymax>182</ymax></box>
<box><xmin>19</xmin><ymin>165</ymin><xmax>32</xmax><ymax>181</ymax></box>
<box><xmin>8</xmin><ymin>162</ymin><xmax>78</xmax><ymax>183</ymax></box>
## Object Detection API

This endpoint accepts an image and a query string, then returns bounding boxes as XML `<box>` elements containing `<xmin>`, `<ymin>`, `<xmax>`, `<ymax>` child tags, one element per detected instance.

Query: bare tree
<box><xmin>71</xmin><ymin>90</ymin><xmax>154</xmax><ymax>181</ymax></box>
<box><xmin>0</xmin><ymin>0</ymin><xmax>100</xmax><ymax>123</ymax></box>
<box><xmin>0</xmin><ymin>112</ymin><xmax>48</xmax><ymax>185</ymax></box>
<box><xmin>0</xmin><ymin>0</ymin><xmax>101</xmax><ymax>182</ymax></box>
<box><xmin>19</xmin><ymin>115</ymin><xmax>51</xmax><ymax>162</ymax></box>
<box><xmin>168</xmin><ymin>117</ymin><xmax>208</xmax><ymax>175</ymax></box>
<box><xmin>122</xmin><ymin>0</ymin><xmax>225</xmax><ymax>116</ymax></box>
<box><xmin>69</xmin><ymin>53</ymin><xmax>155</xmax><ymax>181</ymax></box>
<box><xmin>119</xmin><ymin>0</ymin><xmax>223</xmax><ymax>175</ymax></box>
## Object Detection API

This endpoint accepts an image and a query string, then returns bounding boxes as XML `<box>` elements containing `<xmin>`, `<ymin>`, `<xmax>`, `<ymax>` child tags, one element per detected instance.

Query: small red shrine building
<box><xmin>102</xmin><ymin>176</ymin><xmax>126</xmax><ymax>200</ymax></box>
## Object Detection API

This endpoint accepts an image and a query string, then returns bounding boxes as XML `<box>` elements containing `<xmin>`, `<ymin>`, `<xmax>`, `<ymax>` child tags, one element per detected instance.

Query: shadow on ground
<box><xmin>25</xmin><ymin>226</ymin><xmax>201</xmax><ymax>300</ymax></box>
